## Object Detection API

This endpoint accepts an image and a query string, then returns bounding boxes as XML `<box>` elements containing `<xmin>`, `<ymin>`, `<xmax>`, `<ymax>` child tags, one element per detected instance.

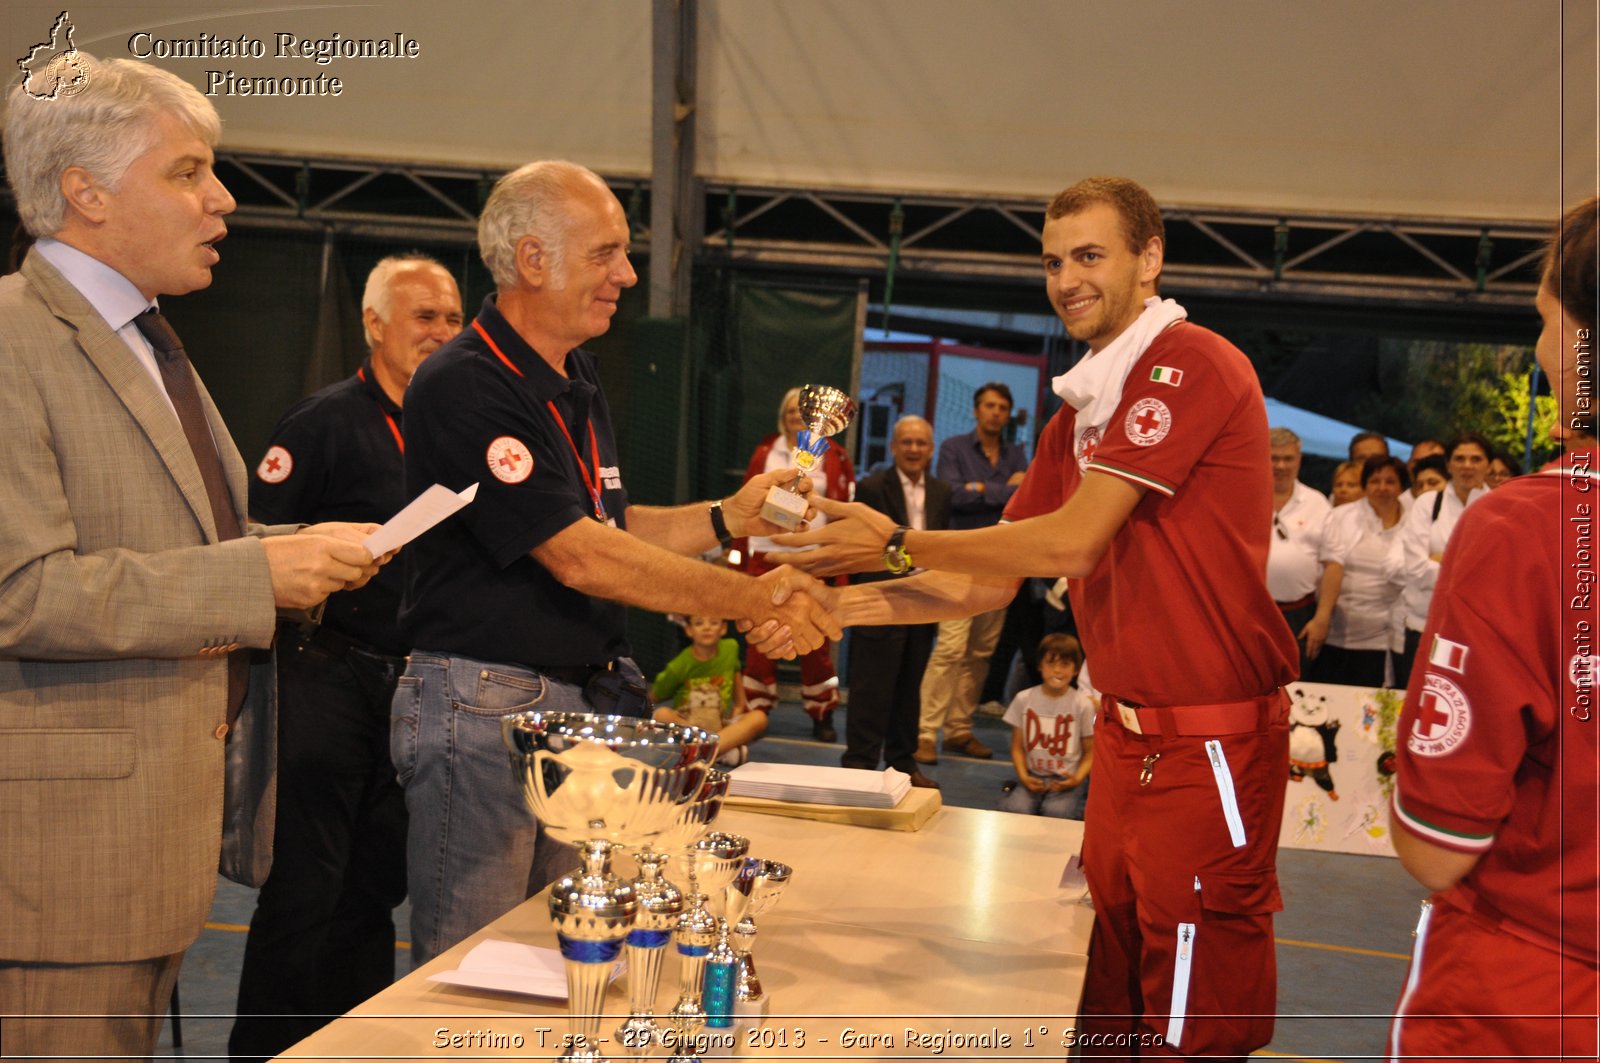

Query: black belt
<box><xmin>536</xmin><ymin>661</ymin><xmax>617</xmax><ymax>687</ymax></box>
<box><xmin>298</xmin><ymin>624</ymin><xmax>406</xmax><ymax>670</ymax></box>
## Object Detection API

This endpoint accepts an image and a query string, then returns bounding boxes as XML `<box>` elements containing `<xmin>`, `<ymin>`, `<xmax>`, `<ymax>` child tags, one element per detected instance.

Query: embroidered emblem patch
<box><xmin>486</xmin><ymin>436</ymin><xmax>534</xmax><ymax>484</ymax></box>
<box><xmin>1124</xmin><ymin>398</ymin><xmax>1172</xmax><ymax>447</ymax></box>
<box><xmin>1406</xmin><ymin>674</ymin><xmax>1471</xmax><ymax>757</ymax></box>
<box><xmin>1074</xmin><ymin>426</ymin><xmax>1101</xmax><ymax>471</ymax></box>
<box><xmin>1149</xmin><ymin>365</ymin><xmax>1184</xmax><ymax>387</ymax></box>
<box><xmin>256</xmin><ymin>445</ymin><xmax>293</xmax><ymax>483</ymax></box>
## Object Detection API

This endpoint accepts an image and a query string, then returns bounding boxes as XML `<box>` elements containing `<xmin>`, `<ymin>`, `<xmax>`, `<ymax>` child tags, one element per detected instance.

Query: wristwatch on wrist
<box><xmin>882</xmin><ymin>525</ymin><xmax>913</xmax><ymax>575</ymax></box>
<box><xmin>708</xmin><ymin>499</ymin><xmax>734</xmax><ymax>551</ymax></box>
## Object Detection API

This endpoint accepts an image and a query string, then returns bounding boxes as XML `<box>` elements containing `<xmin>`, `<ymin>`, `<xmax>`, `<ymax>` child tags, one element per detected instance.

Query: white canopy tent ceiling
<box><xmin>1263</xmin><ymin>399</ymin><xmax>1409</xmax><ymax>462</ymax></box>
<box><xmin>3</xmin><ymin>0</ymin><xmax>1594</xmax><ymax>307</ymax></box>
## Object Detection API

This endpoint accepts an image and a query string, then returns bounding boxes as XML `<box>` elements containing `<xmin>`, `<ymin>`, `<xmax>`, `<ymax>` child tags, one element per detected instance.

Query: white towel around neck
<box><xmin>1052</xmin><ymin>297</ymin><xmax>1188</xmax><ymax>461</ymax></box>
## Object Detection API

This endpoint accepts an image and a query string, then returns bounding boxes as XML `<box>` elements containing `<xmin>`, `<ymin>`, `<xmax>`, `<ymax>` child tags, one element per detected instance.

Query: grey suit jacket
<box><xmin>0</xmin><ymin>251</ymin><xmax>281</xmax><ymax>963</ymax></box>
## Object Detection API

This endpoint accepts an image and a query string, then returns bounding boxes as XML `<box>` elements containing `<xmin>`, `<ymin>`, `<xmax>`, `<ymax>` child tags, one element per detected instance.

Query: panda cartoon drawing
<box><xmin>1287</xmin><ymin>686</ymin><xmax>1341</xmax><ymax>800</ymax></box>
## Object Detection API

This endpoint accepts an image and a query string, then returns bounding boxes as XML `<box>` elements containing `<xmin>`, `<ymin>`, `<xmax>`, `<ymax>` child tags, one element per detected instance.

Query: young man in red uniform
<box><xmin>770</xmin><ymin>177</ymin><xmax>1297</xmax><ymax>1059</ymax></box>
<box><xmin>1388</xmin><ymin>196</ymin><xmax>1599</xmax><ymax>1061</ymax></box>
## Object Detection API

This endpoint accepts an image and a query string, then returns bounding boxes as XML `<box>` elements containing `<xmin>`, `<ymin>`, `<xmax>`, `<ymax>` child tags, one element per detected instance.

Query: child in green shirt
<box><xmin>652</xmin><ymin>615</ymin><xmax>768</xmax><ymax>763</ymax></box>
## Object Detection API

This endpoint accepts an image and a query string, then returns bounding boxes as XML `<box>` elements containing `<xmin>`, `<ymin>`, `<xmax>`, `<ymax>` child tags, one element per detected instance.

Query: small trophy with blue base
<box><xmin>760</xmin><ymin>384</ymin><xmax>856</xmax><ymax>531</ymax></box>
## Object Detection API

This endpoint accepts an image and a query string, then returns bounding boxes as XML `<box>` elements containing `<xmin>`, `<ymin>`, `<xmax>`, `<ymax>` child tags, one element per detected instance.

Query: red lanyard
<box><xmin>472</xmin><ymin>319</ymin><xmax>606</xmax><ymax>521</ymax></box>
<box><xmin>356</xmin><ymin>366</ymin><xmax>404</xmax><ymax>454</ymax></box>
<box><xmin>546</xmin><ymin>401</ymin><xmax>605</xmax><ymax>521</ymax></box>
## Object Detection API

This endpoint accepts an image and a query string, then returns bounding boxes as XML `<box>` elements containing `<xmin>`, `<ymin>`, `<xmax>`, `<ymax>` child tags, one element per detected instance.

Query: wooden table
<box><xmin>280</xmin><ymin>805</ymin><xmax>1092</xmax><ymax>1060</ymax></box>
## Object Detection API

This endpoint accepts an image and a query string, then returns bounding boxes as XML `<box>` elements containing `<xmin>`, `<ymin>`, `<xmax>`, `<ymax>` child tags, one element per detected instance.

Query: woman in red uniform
<box><xmin>736</xmin><ymin>387</ymin><xmax>855</xmax><ymax>740</ymax></box>
<box><xmin>1388</xmin><ymin>196</ymin><xmax>1599</xmax><ymax>1061</ymax></box>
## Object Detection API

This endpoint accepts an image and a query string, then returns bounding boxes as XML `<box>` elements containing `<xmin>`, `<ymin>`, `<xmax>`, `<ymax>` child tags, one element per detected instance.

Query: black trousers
<box><xmin>1278</xmin><ymin>600</ymin><xmax>1317</xmax><ymax>680</ymax></box>
<box><xmin>842</xmin><ymin>623</ymin><xmax>936</xmax><ymax>774</ymax></box>
<box><xmin>229</xmin><ymin>629</ymin><xmax>408</xmax><ymax>1063</ymax></box>
<box><xmin>1307</xmin><ymin>644</ymin><xmax>1389</xmax><ymax>688</ymax></box>
<box><xmin>1394</xmin><ymin>626</ymin><xmax>1425</xmax><ymax>689</ymax></box>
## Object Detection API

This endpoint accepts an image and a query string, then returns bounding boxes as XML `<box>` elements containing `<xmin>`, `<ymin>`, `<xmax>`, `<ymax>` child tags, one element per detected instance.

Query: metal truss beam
<box><xmin>703</xmin><ymin>184</ymin><xmax>1546</xmax><ymax>309</ymax></box>
<box><xmin>203</xmin><ymin>150</ymin><xmax>1545</xmax><ymax>309</ymax></box>
<box><xmin>212</xmin><ymin>150</ymin><xmax>651</xmax><ymax>246</ymax></box>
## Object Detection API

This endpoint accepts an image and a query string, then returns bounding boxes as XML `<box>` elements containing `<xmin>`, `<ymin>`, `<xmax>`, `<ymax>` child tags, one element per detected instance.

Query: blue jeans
<box><xmin>999</xmin><ymin>776</ymin><xmax>1088</xmax><ymax>820</ymax></box>
<box><xmin>390</xmin><ymin>652</ymin><xmax>645</xmax><ymax>968</ymax></box>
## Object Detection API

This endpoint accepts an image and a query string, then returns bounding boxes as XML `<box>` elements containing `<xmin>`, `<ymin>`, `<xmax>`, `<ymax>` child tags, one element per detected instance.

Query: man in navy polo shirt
<box><xmin>394</xmin><ymin>160</ymin><xmax>839</xmax><ymax>966</ymax></box>
<box><xmin>230</xmin><ymin>256</ymin><xmax>463</xmax><ymax>1061</ymax></box>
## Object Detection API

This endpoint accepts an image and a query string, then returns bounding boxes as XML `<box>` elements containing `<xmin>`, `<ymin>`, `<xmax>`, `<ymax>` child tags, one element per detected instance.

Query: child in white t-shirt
<box><xmin>999</xmin><ymin>633</ymin><xmax>1096</xmax><ymax>820</ymax></box>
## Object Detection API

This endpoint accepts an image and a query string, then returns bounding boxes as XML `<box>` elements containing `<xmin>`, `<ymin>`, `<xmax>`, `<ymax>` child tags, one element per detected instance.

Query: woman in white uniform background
<box><xmin>1299</xmin><ymin>455</ymin><xmax>1410</xmax><ymax>687</ymax></box>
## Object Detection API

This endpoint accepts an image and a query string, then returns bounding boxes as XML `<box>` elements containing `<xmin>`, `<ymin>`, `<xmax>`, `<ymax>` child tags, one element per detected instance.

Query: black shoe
<box><xmin>812</xmin><ymin>713</ymin><xmax>837</xmax><ymax>743</ymax></box>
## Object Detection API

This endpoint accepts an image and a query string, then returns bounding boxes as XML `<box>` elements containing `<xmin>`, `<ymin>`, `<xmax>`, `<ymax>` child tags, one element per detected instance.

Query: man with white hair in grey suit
<box><xmin>0</xmin><ymin>53</ymin><xmax>380</xmax><ymax>1057</ymax></box>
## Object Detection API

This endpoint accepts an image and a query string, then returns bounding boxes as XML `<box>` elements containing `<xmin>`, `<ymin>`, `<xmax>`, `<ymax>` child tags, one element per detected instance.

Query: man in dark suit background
<box><xmin>841</xmin><ymin>415</ymin><xmax>948</xmax><ymax>787</ymax></box>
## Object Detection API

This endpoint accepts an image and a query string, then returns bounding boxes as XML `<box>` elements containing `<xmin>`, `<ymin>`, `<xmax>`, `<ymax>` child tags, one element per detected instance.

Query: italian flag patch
<box><xmin>1428</xmin><ymin>635</ymin><xmax>1469</xmax><ymax>674</ymax></box>
<box><xmin>1150</xmin><ymin>366</ymin><xmax>1183</xmax><ymax>386</ymax></box>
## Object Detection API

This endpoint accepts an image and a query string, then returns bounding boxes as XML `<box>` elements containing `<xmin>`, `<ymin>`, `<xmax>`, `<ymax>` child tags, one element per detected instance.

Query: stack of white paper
<box><xmin>428</xmin><ymin>940</ymin><xmax>623</xmax><ymax>999</ymax></box>
<box><xmin>728</xmin><ymin>762</ymin><xmax>912</xmax><ymax>808</ymax></box>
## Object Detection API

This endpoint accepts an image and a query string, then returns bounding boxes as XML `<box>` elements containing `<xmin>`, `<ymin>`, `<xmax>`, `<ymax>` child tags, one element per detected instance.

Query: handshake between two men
<box><xmin>745</xmin><ymin>488</ymin><xmax>1033</xmax><ymax>655</ymax></box>
<box><xmin>254</xmin><ymin>467</ymin><xmax>892</xmax><ymax>663</ymax></box>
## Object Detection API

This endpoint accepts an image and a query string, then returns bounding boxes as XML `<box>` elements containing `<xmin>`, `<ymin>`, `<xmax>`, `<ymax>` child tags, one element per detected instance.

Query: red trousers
<box><xmin>1389</xmin><ymin>893</ymin><xmax>1598</xmax><ymax>1062</ymax></box>
<box><xmin>741</xmin><ymin>642</ymin><xmax>838</xmax><ymax>719</ymax></box>
<box><xmin>1077</xmin><ymin>694</ymin><xmax>1290</xmax><ymax>1060</ymax></box>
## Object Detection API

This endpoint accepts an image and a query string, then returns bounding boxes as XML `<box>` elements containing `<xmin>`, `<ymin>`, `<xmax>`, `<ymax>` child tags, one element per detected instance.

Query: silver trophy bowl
<box><xmin>504</xmin><ymin>712</ymin><xmax>717</xmax><ymax>848</ymax></box>
<box><xmin>797</xmin><ymin>384</ymin><xmax>856</xmax><ymax>439</ymax></box>
<box><xmin>503</xmin><ymin>712</ymin><xmax>719</xmax><ymax>1063</ymax></box>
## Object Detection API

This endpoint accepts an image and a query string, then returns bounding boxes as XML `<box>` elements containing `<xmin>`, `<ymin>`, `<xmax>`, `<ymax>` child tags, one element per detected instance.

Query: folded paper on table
<box><xmin>363</xmin><ymin>481</ymin><xmax>478</xmax><ymax>557</ymax></box>
<box><xmin>727</xmin><ymin>762</ymin><xmax>913</xmax><ymax>808</ymax></box>
<box><xmin>427</xmin><ymin>940</ymin><xmax>624</xmax><ymax>1000</ymax></box>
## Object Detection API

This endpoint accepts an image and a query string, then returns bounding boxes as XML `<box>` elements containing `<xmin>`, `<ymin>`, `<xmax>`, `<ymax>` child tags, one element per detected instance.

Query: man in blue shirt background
<box><xmin>914</xmin><ymin>382</ymin><xmax>1029</xmax><ymax>764</ymax></box>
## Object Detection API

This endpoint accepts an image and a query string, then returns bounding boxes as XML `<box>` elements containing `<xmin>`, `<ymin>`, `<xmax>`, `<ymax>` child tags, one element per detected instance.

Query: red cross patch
<box><xmin>1074</xmin><ymin>426</ymin><xmax>1101</xmax><ymax>471</ymax></box>
<box><xmin>1406</xmin><ymin>673</ymin><xmax>1471</xmax><ymax>757</ymax></box>
<box><xmin>1123</xmin><ymin>398</ymin><xmax>1172</xmax><ymax>447</ymax></box>
<box><xmin>256</xmin><ymin>445</ymin><xmax>293</xmax><ymax>484</ymax></box>
<box><xmin>486</xmin><ymin>436</ymin><xmax>534</xmax><ymax>484</ymax></box>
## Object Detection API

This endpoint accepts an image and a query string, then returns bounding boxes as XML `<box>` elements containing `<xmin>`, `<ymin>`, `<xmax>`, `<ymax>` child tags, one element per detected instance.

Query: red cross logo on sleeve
<box><xmin>256</xmin><ymin>445</ymin><xmax>293</xmax><ymax>483</ymax></box>
<box><xmin>1123</xmin><ymin>398</ymin><xmax>1172</xmax><ymax>446</ymax></box>
<box><xmin>1074</xmin><ymin>426</ymin><xmax>1101</xmax><ymax>470</ymax></box>
<box><xmin>486</xmin><ymin>436</ymin><xmax>534</xmax><ymax>484</ymax></box>
<box><xmin>1406</xmin><ymin>674</ymin><xmax>1471</xmax><ymax>757</ymax></box>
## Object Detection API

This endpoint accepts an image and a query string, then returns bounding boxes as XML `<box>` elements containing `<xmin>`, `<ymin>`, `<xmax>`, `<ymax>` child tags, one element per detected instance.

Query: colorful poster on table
<box><xmin>1277</xmin><ymin>681</ymin><xmax>1404</xmax><ymax>857</ymax></box>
